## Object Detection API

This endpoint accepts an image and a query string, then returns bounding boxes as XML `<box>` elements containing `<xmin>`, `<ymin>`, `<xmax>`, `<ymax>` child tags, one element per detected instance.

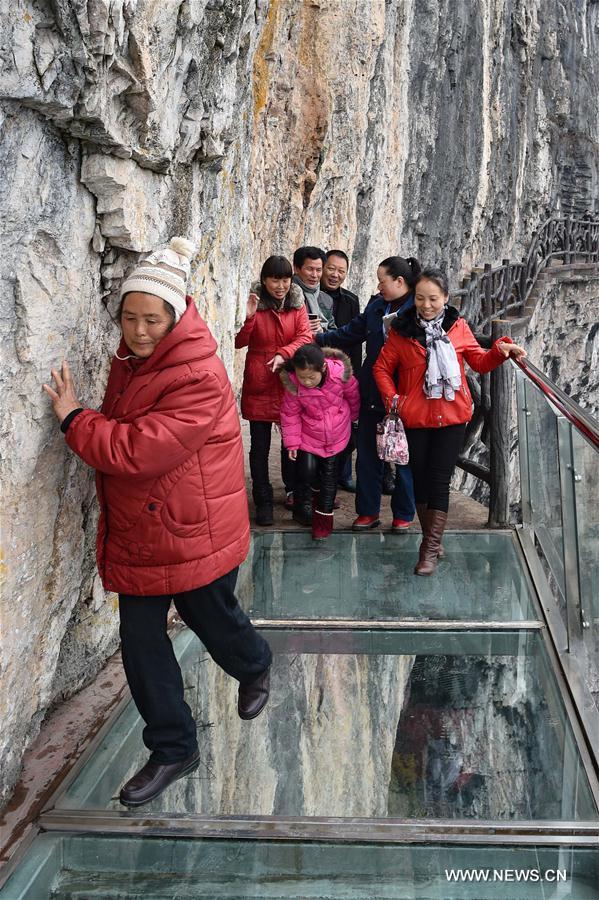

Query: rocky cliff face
<box><xmin>1</xmin><ymin>0</ymin><xmax>598</xmax><ymax>804</ymax></box>
<box><xmin>453</xmin><ymin>267</ymin><xmax>599</xmax><ymax>507</ymax></box>
<box><xmin>100</xmin><ymin>648</ymin><xmax>415</xmax><ymax>818</ymax></box>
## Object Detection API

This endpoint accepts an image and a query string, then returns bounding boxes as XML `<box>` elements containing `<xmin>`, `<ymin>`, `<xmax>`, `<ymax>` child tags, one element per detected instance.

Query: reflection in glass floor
<box><xmin>4</xmin><ymin>530</ymin><xmax>599</xmax><ymax>899</ymax></box>
<box><xmin>56</xmin><ymin>628</ymin><xmax>597</xmax><ymax>820</ymax></box>
<box><xmin>2</xmin><ymin>834</ymin><xmax>598</xmax><ymax>899</ymax></box>
<box><xmin>237</xmin><ymin>532</ymin><xmax>538</xmax><ymax>622</ymax></box>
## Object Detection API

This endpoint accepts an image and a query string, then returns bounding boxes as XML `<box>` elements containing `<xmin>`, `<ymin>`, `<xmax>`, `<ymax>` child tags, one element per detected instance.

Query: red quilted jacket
<box><xmin>373</xmin><ymin>307</ymin><xmax>511</xmax><ymax>429</ymax></box>
<box><xmin>65</xmin><ymin>297</ymin><xmax>249</xmax><ymax>596</ymax></box>
<box><xmin>235</xmin><ymin>282</ymin><xmax>312</xmax><ymax>421</ymax></box>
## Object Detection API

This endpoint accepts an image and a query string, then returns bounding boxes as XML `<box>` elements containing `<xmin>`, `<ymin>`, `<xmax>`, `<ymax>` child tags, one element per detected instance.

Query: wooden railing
<box><xmin>452</xmin><ymin>213</ymin><xmax>599</xmax><ymax>525</ymax></box>
<box><xmin>454</xmin><ymin>214</ymin><xmax>599</xmax><ymax>334</ymax></box>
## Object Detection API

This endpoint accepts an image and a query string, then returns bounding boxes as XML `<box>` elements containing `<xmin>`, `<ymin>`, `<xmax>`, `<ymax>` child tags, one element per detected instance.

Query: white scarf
<box><xmin>417</xmin><ymin>309</ymin><xmax>462</xmax><ymax>400</ymax></box>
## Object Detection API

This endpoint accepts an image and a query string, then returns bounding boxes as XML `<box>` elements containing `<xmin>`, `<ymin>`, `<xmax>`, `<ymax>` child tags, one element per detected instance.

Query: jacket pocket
<box><xmin>103</xmin><ymin>477</ymin><xmax>150</xmax><ymax>533</ymax></box>
<box><xmin>247</xmin><ymin>355</ymin><xmax>276</xmax><ymax>391</ymax></box>
<box><xmin>160</xmin><ymin>464</ymin><xmax>208</xmax><ymax>537</ymax></box>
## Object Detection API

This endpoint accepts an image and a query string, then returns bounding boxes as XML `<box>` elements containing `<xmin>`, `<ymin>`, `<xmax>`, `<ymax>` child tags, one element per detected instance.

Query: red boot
<box><xmin>312</xmin><ymin>509</ymin><xmax>334</xmax><ymax>541</ymax></box>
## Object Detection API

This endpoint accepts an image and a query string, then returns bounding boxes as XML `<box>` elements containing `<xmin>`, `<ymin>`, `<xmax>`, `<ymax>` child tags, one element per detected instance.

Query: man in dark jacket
<box><xmin>316</xmin><ymin>290</ymin><xmax>415</xmax><ymax>527</ymax></box>
<box><xmin>321</xmin><ymin>250</ymin><xmax>362</xmax><ymax>490</ymax></box>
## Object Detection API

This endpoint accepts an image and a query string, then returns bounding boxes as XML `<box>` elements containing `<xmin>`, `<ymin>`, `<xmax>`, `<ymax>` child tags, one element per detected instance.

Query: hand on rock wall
<box><xmin>43</xmin><ymin>361</ymin><xmax>82</xmax><ymax>423</ymax></box>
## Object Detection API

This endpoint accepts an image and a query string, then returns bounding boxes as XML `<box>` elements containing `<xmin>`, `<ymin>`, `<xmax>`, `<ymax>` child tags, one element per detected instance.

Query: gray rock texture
<box><xmin>453</xmin><ymin>265</ymin><xmax>599</xmax><ymax>507</ymax></box>
<box><xmin>1</xmin><ymin>0</ymin><xmax>598</xmax><ymax>805</ymax></box>
<box><xmin>98</xmin><ymin>648</ymin><xmax>415</xmax><ymax>818</ymax></box>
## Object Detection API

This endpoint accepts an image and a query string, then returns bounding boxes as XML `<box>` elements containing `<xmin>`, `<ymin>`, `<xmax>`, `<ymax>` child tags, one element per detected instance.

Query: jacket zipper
<box><xmin>102</xmin><ymin>366</ymin><xmax>134</xmax><ymax>585</ymax></box>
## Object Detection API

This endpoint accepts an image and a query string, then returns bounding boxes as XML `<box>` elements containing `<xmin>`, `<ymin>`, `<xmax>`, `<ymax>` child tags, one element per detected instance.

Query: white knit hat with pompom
<box><xmin>120</xmin><ymin>237</ymin><xmax>196</xmax><ymax>322</ymax></box>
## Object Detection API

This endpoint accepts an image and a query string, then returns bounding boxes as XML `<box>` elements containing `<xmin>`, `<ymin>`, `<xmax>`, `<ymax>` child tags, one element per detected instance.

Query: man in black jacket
<box><xmin>321</xmin><ymin>250</ymin><xmax>362</xmax><ymax>491</ymax></box>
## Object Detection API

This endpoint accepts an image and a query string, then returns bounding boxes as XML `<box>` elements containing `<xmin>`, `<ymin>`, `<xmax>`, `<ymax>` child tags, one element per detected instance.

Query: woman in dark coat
<box><xmin>235</xmin><ymin>255</ymin><xmax>312</xmax><ymax>525</ymax></box>
<box><xmin>317</xmin><ymin>256</ymin><xmax>419</xmax><ymax>531</ymax></box>
<box><xmin>44</xmin><ymin>238</ymin><xmax>272</xmax><ymax>808</ymax></box>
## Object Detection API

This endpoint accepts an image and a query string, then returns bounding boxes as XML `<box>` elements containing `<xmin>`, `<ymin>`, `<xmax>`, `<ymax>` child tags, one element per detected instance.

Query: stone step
<box><xmin>548</xmin><ymin>257</ymin><xmax>596</xmax><ymax>267</ymax></box>
<box><xmin>551</xmin><ymin>271</ymin><xmax>598</xmax><ymax>284</ymax></box>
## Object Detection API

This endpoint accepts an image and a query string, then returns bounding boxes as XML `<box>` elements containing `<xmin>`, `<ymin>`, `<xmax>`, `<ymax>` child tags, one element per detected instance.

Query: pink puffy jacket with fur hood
<box><xmin>279</xmin><ymin>349</ymin><xmax>360</xmax><ymax>457</ymax></box>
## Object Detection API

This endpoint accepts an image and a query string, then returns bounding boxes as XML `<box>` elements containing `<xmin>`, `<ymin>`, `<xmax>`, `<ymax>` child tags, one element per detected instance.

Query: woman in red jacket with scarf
<box><xmin>373</xmin><ymin>267</ymin><xmax>526</xmax><ymax>576</ymax></box>
<box><xmin>44</xmin><ymin>238</ymin><xmax>271</xmax><ymax>808</ymax></box>
<box><xmin>235</xmin><ymin>255</ymin><xmax>312</xmax><ymax>525</ymax></box>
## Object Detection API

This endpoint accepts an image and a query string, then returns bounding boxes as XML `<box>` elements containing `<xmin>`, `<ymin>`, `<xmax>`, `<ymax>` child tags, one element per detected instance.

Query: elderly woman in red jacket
<box><xmin>43</xmin><ymin>238</ymin><xmax>272</xmax><ymax>808</ymax></box>
<box><xmin>235</xmin><ymin>255</ymin><xmax>312</xmax><ymax>525</ymax></box>
<box><xmin>373</xmin><ymin>267</ymin><xmax>526</xmax><ymax>576</ymax></box>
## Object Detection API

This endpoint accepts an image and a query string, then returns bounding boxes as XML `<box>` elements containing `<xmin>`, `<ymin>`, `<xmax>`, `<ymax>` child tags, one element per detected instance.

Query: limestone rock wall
<box><xmin>249</xmin><ymin>0</ymin><xmax>599</xmax><ymax>297</ymax></box>
<box><xmin>0</xmin><ymin>0</ymin><xmax>266</xmax><ymax>805</ymax></box>
<box><xmin>524</xmin><ymin>272</ymin><xmax>599</xmax><ymax>413</ymax></box>
<box><xmin>1</xmin><ymin>0</ymin><xmax>598</xmax><ymax>805</ymax></box>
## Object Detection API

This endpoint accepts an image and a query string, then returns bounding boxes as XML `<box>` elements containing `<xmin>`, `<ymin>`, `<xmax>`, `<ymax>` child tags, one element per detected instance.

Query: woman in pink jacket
<box><xmin>280</xmin><ymin>344</ymin><xmax>360</xmax><ymax>540</ymax></box>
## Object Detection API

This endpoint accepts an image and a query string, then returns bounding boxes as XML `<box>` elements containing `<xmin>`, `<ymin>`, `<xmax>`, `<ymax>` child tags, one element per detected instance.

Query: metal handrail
<box><xmin>512</xmin><ymin>358</ymin><xmax>599</xmax><ymax>451</ymax></box>
<box><xmin>513</xmin><ymin>352</ymin><xmax>599</xmax><ymax>779</ymax></box>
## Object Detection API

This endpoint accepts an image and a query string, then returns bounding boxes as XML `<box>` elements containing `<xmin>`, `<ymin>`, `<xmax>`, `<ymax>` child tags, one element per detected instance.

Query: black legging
<box><xmin>295</xmin><ymin>450</ymin><xmax>340</xmax><ymax>513</ymax></box>
<box><xmin>405</xmin><ymin>424</ymin><xmax>467</xmax><ymax>512</ymax></box>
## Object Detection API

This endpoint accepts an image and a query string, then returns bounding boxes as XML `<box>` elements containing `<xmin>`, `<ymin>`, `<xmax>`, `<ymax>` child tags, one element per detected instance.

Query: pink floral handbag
<box><xmin>376</xmin><ymin>395</ymin><xmax>409</xmax><ymax>465</ymax></box>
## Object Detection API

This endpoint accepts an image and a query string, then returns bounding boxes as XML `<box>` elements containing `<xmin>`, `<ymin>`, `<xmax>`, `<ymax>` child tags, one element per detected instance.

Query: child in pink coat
<box><xmin>280</xmin><ymin>344</ymin><xmax>360</xmax><ymax>540</ymax></box>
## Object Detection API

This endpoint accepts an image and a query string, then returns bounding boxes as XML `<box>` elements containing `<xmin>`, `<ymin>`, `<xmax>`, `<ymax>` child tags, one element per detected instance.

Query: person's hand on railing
<box><xmin>497</xmin><ymin>341</ymin><xmax>527</xmax><ymax>360</ymax></box>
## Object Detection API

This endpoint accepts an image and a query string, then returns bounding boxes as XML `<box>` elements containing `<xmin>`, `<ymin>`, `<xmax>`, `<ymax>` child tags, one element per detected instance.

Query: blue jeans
<box><xmin>355</xmin><ymin>408</ymin><xmax>415</xmax><ymax>520</ymax></box>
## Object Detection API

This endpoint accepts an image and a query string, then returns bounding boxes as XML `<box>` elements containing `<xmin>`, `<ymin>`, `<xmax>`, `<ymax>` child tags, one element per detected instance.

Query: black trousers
<box><xmin>295</xmin><ymin>450</ymin><xmax>340</xmax><ymax>513</ymax></box>
<box><xmin>405</xmin><ymin>424</ymin><xmax>467</xmax><ymax>512</ymax></box>
<box><xmin>119</xmin><ymin>568</ymin><xmax>272</xmax><ymax>764</ymax></box>
<box><xmin>249</xmin><ymin>420</ymin><xmax>295</xmax><ymax>498</ymax></box>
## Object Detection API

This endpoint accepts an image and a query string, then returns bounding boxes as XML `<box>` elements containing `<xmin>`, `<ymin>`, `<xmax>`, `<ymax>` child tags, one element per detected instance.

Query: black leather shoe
<box><xmin>292</xmin><ymin>505</ymin><xmax>312</xmax><ymax>527</ymax></box>
<box><xmin>238</xmin><ymin>668</ymin><xmax>270</xmax><ymax>720</ymax></box>
<box><xmin>338</xmin><ymin>479</ymin><xmax>356</xmax><ymax>493</ymax></box>
<box><xmin>255</xmin><ymin>503</ymin><xmax>274</xmax><ymax>526</ymax></box>
<box><xmin>119</xmin><ymin>750</ymin><xmax>200</xmax><ymax>807</ymax></box>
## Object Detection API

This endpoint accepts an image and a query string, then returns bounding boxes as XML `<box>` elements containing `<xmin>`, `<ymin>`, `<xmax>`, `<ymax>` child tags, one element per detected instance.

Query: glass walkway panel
<box><xmin>3</xmin><ymin>834</ymin><xmax>598</xmax><ymax>898</ymax></box>
<box><xmin>237</xmin><ymin>531</ymin><xmax>538</xmax><ymax>624</ymax></box>
<box><xmin>51</xmin><ymin>623</ymin><xmax>596</xmax><ymax>821</ymax></box>
<box><xmin>1</xmin><ymin>359</ymin><xmax>598</xmax><ymax>899</ymax></box>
